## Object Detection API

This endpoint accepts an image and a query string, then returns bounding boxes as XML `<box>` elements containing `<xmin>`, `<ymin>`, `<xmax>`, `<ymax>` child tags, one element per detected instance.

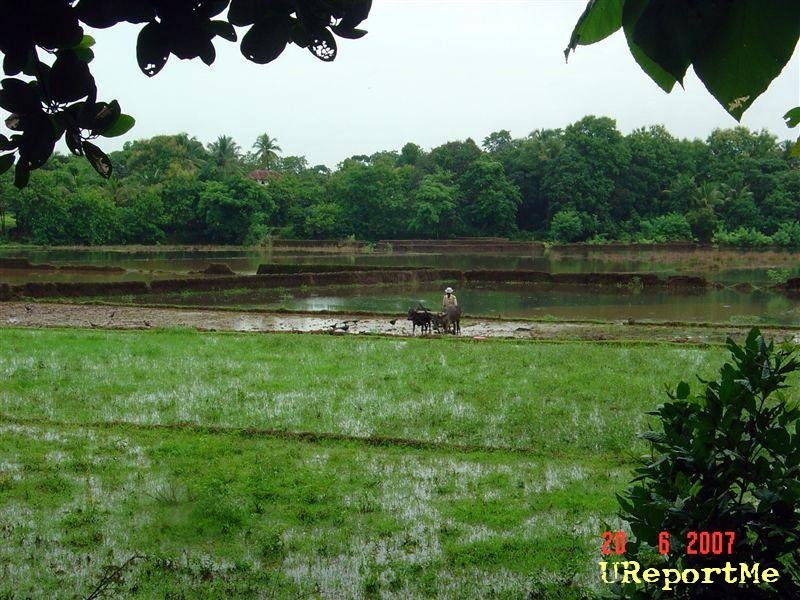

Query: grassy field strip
<box><xmin>0</xmin><ymin>420</ymin><xmax>628</xmax><ymax>598</ymax></box>
<box><xmin>0</xmin><ymin>412</ymin><xmax>570</xmax><ymax>457</ymax></box>
<box><xmin>0</xmin><ymin>328</ymin><xmax>738</xmax><ymax>456</ymax></box>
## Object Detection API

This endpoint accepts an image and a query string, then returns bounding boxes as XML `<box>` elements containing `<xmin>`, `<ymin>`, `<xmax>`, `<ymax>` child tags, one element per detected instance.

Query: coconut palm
<box><xmin>176</xmin><ymin>133</ymin><xmax>209</xmax><ymax>168</ymax></box>
<box><xmin>690</xmin><ymin>182</ymin><xmax>725</xmax><ymax>211</ymax></box>
<box><xmin>207</xmin><ymin>135</ymin><xmax>242</xmax><ymax>174</ymax></box>
<box><xmin>252</xmin><ymin>133</ymin><xmax>282</xmax><ymax>169</ymax></box>
<box><xmin>721</xmin><ymin>181</ymin><xmax>753</xmax><ymax>206</ymax></box>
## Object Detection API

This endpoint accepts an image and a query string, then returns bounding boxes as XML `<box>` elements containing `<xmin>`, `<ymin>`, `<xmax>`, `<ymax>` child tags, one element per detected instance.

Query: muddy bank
<box><xmin>192</xmin><ymin>262</ymin><xmax>237</xmax><ymax>275</ymax></box>
<box><xmin>60</xmin><ymin>264</ymin><xmax>126</xmax><ymax>273</ymax></box>
<box><xmin>776</xmin><ymin>277</ymin><xmax>800</xmax><ymax>292</ymax></box>
<box><xmin>148</xmin><ymin>269</ymin><xmax>461</xmax><ymax>294</ymax></box>
<box><xmin>548</xmin><ymin>242</ymin><xmax>702</xmax><ymax>253</ymax></box>
<box><xmin>2</xmin><ymin>301</ymin><xmax>798</xmax><ymax>345</ymax></box>
<box><xmin>263</xmin><ymin>236</ymin><xmax>544</xmax><ymax>253</ymax></box>
<box><xmin>272</xmin><ymin>237</ymin><xmax>544</xmax><ymax>252</ymax></box>
<box><xmin>0</xmin><ymin>257</ymin><xmax>125</xmax><ymax>273</ymax></box>
<box><xmin>0</xmin><ymin>280</ymin><xmax>149</xmax><ymax>300</ymax></box>
<box><xmin>0</xmin><ymin>258</ymin><xmax>58</xmax><ymax>270</ymax></box>
<box><xmin>274</xmin><ymin>237</ymin><xmax>544</xmax><ymax>253</ymax></box>
<box><xmin>0</xmin><ymin>267</ymin><xmax>718</xmax><ymax>300</ymax></box>
<box><xmin>0</xmin><ymin>301</ymin><xmax>545</xmax><ymax>337</ymax></box>
<box><xmin>258</xmin><ymin>265</ymin><xmax>713</xmax><ymax>289</ymax></box>
<box><xmin>0</xmin><ymin>269</ymin><xmax>460</xmax><ymax>300</ymax></box>
<box><xmin>545</xmin><ymin>245</ymin><xmax>800</xmax><ymax>274</ymax></box>
<box><xmin>374</xmin><ymin>239</ymin><xmax>545</xmax><ymax>253</ymax></box>
<box><xmin>256</xmin><ymin>264</ymin><xmax>432</xmax><ymax>274</ymax></box>
<box><xmin>766</xmin><ymin>278</ymin><xmax>800</xmax><ymax>297</ymax></box>
<box><xmin>270</xmin><ymin>238</ymin><xmax>365</xmax><ymax>249</ymax></box>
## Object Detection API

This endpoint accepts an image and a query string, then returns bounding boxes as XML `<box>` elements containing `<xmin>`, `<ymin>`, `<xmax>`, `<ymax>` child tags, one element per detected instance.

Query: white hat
<box><xmin>445</xmin><ymin>287</ymin><xmax>453</xmax><ymax>294</ymax></box>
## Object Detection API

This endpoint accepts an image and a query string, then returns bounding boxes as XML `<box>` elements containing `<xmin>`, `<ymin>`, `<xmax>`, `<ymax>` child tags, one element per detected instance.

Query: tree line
<box><xmin>1</xmin><ymin>115</ymin><xmax>798</xmax><ymax>246</ymax></box>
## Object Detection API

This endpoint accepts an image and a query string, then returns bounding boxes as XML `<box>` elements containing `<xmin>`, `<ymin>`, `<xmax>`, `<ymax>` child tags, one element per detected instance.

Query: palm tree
<box><xmin>207</xmin><ymin>135</ymin><xmax>242</xmax><ymax>174</ymax></box>
<box><xmin>690</xmin><ymin>182</ymin><xmax>724</xmax><ymax>211</ymax></box>
<box><xmin>176</xmin><ymin>133</ymin><xmax>209</xmax><ymax>169</ymax></box>
<box><xmin>252</xmin><ymin>133</ymin><xmax>282</xmax><ymax>169</ymax></box>
<box><xmin>721</xmin><ymin>181</ymin><xmax>753</xmax><ymax>207</ymax></box>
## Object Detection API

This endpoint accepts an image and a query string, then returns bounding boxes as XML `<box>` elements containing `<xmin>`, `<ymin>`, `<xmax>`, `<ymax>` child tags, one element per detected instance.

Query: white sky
<box><xmin>8</xmin><ymin>0</ymin><xmax>800</xmax><ymax>166</ymax></box>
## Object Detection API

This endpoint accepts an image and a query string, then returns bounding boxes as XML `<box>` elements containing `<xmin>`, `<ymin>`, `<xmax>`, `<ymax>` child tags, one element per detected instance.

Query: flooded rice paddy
<box><xmin>132</xmin><ymin>282</ymin><xmax>798</xmax><ymax>326</ymax></box>
<box><xmin>3</xmin><ymin>244</ymin><xmax>800</xmax><ymax>282</ymax></box>
<box><xmin>2</xmin><ymin>245</ymin><xmax>800</xmax><ymax>325</ymax></box>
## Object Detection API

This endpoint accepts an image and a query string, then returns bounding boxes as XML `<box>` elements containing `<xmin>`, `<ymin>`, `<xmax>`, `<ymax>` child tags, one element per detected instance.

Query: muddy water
<box><xmin>281</xmin><ymin>286</ymin><xmax>799</xmax><ymax>325</ymax></box>
<box><xmin>265</xmin><ymin>251</ymin><xmax>800</xmax><ymax>284</ymax></box>
<box><xmin>3</xmin><ymin>246</ymin><xmax>800</xmax><ymax>325</ymax></box>
<box><xmin>0</xmin><ymin>247</ymin><xmax>269</xmax><ymax>283</ymax></box>
<box><xmin>103</xmin><ymin>282</ymin><xmax>800</xmax><ymax>326</ymax></box>
<box><xmin>2</xmin><ymin>246</ymin><xmax>800</xmax><ymax>283</ymax></box>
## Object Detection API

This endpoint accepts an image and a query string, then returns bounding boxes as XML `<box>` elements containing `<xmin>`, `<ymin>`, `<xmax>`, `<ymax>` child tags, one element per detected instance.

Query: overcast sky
<box><xmin>29</xmin><ymin>1</ymin><xmax>800</xmax><ymax>166</ymax></box>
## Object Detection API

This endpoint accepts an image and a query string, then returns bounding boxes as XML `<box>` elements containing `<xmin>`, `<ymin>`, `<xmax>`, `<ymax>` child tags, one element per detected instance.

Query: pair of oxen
<box><xmin>406</xmin><ymin>305</ymin><xmax>461</xmax><ymax>335</ymax></box>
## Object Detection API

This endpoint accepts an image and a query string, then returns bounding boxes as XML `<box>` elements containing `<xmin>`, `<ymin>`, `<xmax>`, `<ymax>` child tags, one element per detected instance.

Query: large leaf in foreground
<box><xmin>691</xmin><ymin>0</ymin><xmax>800</xmax><ymax>120</ymax></box>
<box><xmin>564</xmin><ymin>0</ymin><xmax>624</xmax><ymax>59</ymax></box>
<box><xmin>621</xmin><ymin>0</ymin><xmax>677</xmax><ymax>93</ymax></box>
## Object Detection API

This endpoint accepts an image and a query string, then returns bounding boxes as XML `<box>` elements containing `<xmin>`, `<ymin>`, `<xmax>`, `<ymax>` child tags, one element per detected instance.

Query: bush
<box><xmin>197</xmin><ymin>178</ymin><xmax>276</xmax><ymax>244</ymax></box>
<box><xmin>613</xmin><ymin>329</ymin><xmax>800</xmax><ymax>599</ymax></box>
<box><xmin>767</xmin><ymin>268</ymin><xmax>791</xmax><ymax>285</ymax></box>
<box><xmin>0</xmin><ymin>212</ymin><xmax>14</xmax><ymax>239</ymax></box>
<box><xmin>637</xmin><ymin>213</ymin><xmax>693</xmax><ymax>243</ymax></box>
<box><xmin>771</xmin><ymin>221</ymin><xmax>800</xmax><ymax>248</ymax></box>
<box><xmin>303</xmin><ymin>201</ymin><xmax>345</xmax><ymax>239</ymax></box>
<box><xmin>686</xmin><ymin>208</ymin><xmax>717</xmax><ymax>243</ymax></box>
<box><xmin>67</xmin><ymin>189</ymin><xmax>121</xmax><ymax>245</ymax></box>
<box><xmin>714</xmin><ymin>227</ymin><xmax>773</xmax><ymax>247</ymax></box>
<box><xmin>586</xmin><ymin>233</ymin><xmax>610</xmax><ymax>244</ymax></box>
<box><xmin>119</xmin><ymin>190</ymin><xmax>166</xmax><ymax>244</ymax></box>
<box><xmin>243</xmin><ymin>212</ymin><xmax>273</xmax><ymax>245</ymax></box>
<box><xmin>549</xmin><ymin>209</ymin><xmax>595</xmax><ymax>243</ymax></box>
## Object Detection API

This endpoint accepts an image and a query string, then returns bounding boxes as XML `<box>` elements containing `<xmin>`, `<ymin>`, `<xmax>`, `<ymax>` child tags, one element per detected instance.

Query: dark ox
<box><xmin>435</xmin><ymin>305</ymin><xmax>461</xmax><ymax>335</ymax></box>
<box><xmin>406</xmin><ymin>308</ymin><xmax>432</xmax><ymax>334</ymax></box>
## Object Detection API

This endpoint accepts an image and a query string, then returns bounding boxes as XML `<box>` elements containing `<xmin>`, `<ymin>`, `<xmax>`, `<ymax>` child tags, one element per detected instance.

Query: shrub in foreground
<box><xmin>613</xmin><ymin>329</ymin><xmax>800</xmax><ymax>599</ymax></box>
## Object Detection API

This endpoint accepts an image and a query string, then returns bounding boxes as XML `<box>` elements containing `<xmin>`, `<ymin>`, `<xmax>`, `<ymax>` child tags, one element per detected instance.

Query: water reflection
<box><xmin>2</xmin><ymin>246</ymin><xmax>800</xmax><ymax>284</ymax></box>
<box><xmin>2</xmin><ymin>246</ymin><xmax>800</xmax><ymax>324</ymax></box>
<box><xmin>135</xmin><ymin>283</ymin><xmax>800</xmax><ymax>326</ymax></box>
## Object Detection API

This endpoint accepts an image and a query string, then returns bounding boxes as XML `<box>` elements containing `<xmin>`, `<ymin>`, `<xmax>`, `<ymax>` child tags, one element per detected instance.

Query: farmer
<box><xmin>442</xmin><ymin>287</ymin><xmax>458</xmax><ymax>309</ymax></box>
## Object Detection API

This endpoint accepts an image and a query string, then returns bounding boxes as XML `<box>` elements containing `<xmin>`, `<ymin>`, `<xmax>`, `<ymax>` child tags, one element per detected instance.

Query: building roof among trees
<box><xmin>247</xmin><ymin>170</ymin><xmax>280</xmax><ymax>182</ymax></box>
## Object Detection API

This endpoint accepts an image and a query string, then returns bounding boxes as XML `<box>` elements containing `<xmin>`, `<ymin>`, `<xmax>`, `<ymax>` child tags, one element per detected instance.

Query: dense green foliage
<box><xmin>615</xmin><ymin>329</ymin><xmax>800</xmax><ymax>598</ymax></box>
<box><xmin>1</xmin><ymin>119</ymin><xmax>798</xmax><ymax>245</ymax></box>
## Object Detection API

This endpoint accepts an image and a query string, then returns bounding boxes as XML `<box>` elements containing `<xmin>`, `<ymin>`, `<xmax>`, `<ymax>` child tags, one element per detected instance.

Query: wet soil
<box><xmin>1</xmin><ymin>302</ymin><xmax>797</xmax><ymax>344</ymax></box>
